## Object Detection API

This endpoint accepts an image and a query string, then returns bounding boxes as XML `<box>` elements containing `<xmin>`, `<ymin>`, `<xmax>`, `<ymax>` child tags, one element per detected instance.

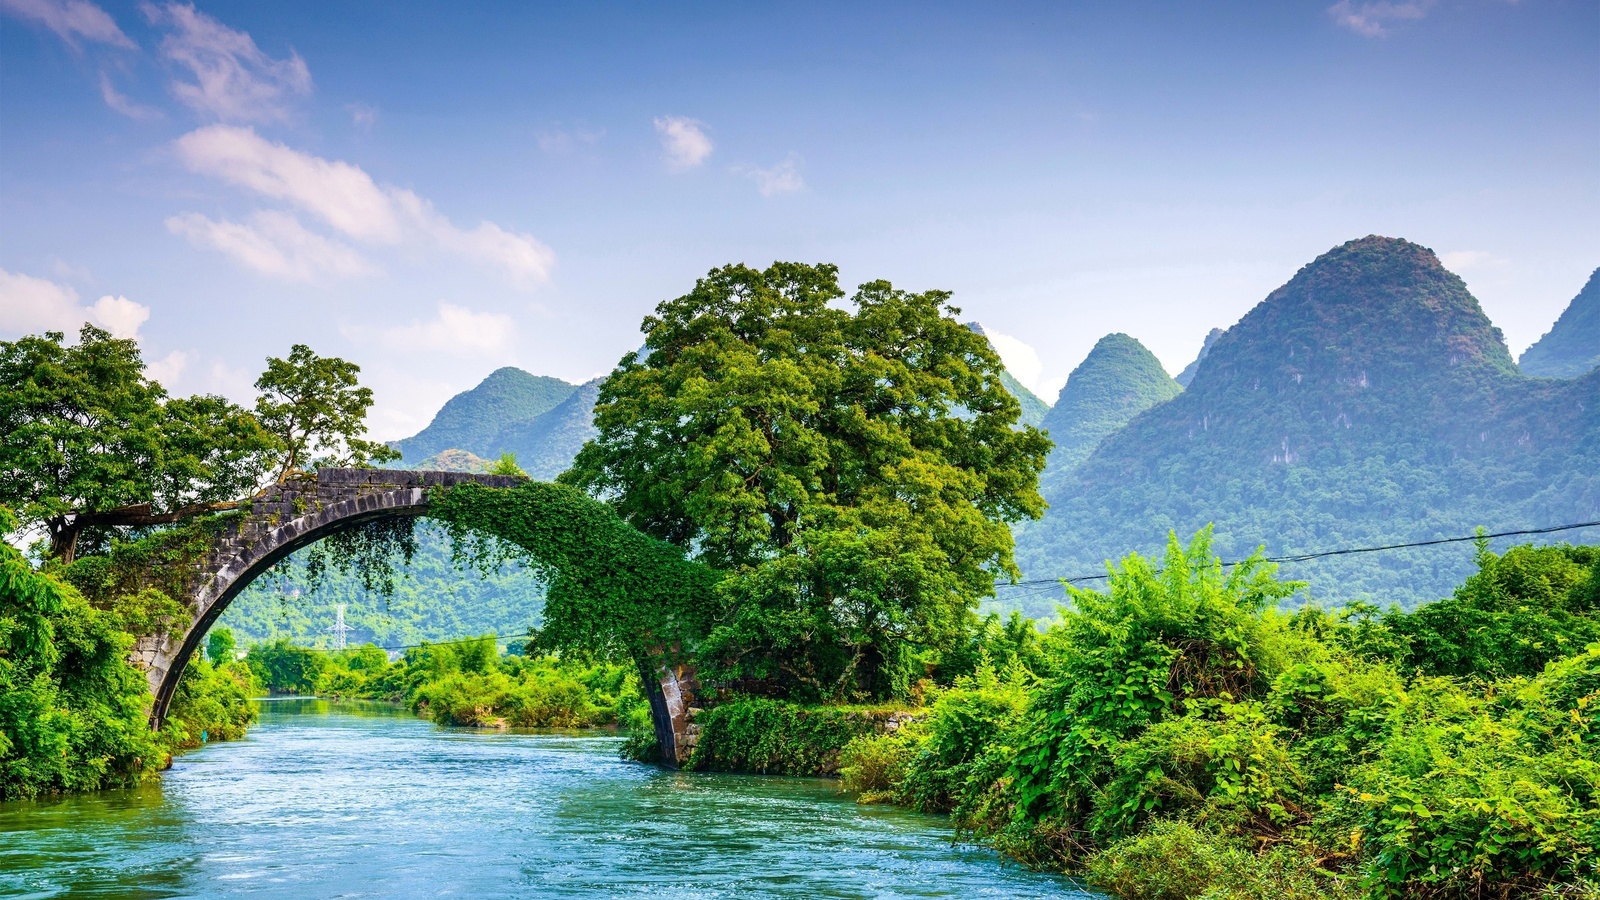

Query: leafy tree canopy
<box><xmin>0</xmin><ymin>326</ymin><xmax>273</xmax><ymax>562</ymax></box>
<box><xmin>255</xmin><ymin>344</ymin><xmax>399</xmax><ymax>482</ymax></box>
<box><xmin>562</xmin><ymin>262</ymin><xmax>1051</xmax><ymax>699</ymax></box>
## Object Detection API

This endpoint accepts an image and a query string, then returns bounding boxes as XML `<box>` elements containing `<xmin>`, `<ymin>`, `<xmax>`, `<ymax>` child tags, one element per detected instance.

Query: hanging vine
<box><xmin>426</xmin><ymin>480</ymin><xmax>721</xmax><ymax>663</ymax></box>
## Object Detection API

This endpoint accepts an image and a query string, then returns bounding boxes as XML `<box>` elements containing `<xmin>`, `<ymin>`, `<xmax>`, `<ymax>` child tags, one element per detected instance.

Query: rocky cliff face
<box><xmin>1175</xmin><ymin>327</ymin><xmax>1222</xmax><ymax>387</ymax></box>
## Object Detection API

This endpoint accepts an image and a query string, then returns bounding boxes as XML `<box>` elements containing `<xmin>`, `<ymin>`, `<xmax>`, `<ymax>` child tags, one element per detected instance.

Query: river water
<box><xmin>0</xmin><ymin>699</ymin><xmax>1091</xmax><ymax>899</ymax></box>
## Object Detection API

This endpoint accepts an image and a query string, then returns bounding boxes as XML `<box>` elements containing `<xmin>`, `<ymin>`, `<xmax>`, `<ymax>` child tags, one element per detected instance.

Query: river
<box><xmin>0</xmin><ymin>699</ymin><xmax>1093</xmax><ymax>899</ymax></box>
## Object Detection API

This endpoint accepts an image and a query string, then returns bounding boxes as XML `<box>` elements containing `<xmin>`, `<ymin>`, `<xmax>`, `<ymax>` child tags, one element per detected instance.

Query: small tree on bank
<box><xmin>563</xmin><ymin>262</ymin><xmax>1050</xmax><ymax>700</ymax></box>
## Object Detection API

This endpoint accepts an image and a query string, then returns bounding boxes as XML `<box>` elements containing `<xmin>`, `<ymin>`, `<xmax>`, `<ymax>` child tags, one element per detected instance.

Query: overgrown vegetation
<box><xmin>247</xmin><ymin>635</ymin><xmax>652</xmax><ymax>732</ymax></box>
<box><xmin>0</xmin><ymin>510</ymin><xmax>260</xmax><ymax>799</ymax></box>
<box><xmin>823</xmin><ymin>530</ymin><xmax>1600</xmax><ymax>899</ymax></box>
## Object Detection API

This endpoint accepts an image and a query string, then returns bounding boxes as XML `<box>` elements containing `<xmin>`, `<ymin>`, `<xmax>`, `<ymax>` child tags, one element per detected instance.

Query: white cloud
<box><xmin>360</xmin><ymin>303</ymin><xmax>516</xmax><ymax>356</ymax></box>
<box><xmin>982</xmin><ymin>326</ymin><xmax>1050</xmax><ymax>396</ymax></box>
<box><xmin>145</xmin><ymin>2</ymin><xmax>311</xmax><ymax>122</ymax></box>
<box><xmin>90</xmin><ymin>294</ymin><xmax>150</xmax><ymax>338</ymax></box>
<box><xmin>0</xmin><ymin>0</ymin><xmax>134</xmax><ymax>49</ymax></box>
<box><xmin>145</xmin><ymin>349</ymin><xmax>189</xmax><ymax>387</ymax></box>
<box><xmin>172</xmin><ymin>125</ymin><xmax>554</xmax><ymax>284</ymax></box>
<box><xmin>736</xmin><ymin>155</ymin><xmax>805</xmax><ymax>197</ymax></box>
<box><xmin>1327</xmin><ymin>0</ymin><xmax>1435</xmax><ymax>37</ymax></box>
<box><xmin>166</xmin><ymin>209</ymin><xmax>376</xmax><ymax>282</ymax></box>
<box><xmin>99</xmin><ymin>71</ymin><xmax>163</xmax><ymax>120</ymax></box>
<box><xmin>654</xmin><ymin>116</ymin><xmax>713</xmax><ymax>170</ymax></box>
<box><xmin>175</xmin><ymin>124</ymin><xmax>401</xmax><ymax>241</ymax></box>
<box><xmin>0</xmin><ymin>268</ymin><xmax>150</xmax><ymax>339</ymax></box>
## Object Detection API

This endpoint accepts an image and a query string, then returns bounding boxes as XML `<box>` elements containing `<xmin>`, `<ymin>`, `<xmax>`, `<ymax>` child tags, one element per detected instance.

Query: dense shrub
<box><xmin>838</xmin><ymin>530</ymin><xmax>1600</xmax><ymax>899</ymax></box>
<box><xmin>686</xmin><ymin>698</ymin><xmax>887</xmax><ymax>775</ymax></box>
<box><xmin>1</xmin><ymin>526</ymin><xmax>162</xmax><ymax>798</ymax></box>
<box><xmin>1085</xmin><ymin>820</ymin><xmax>1357</xmax><ymax>900</ymax></box>
<box><xmin>246</xmin><ymin>639</ymin><xmax>325</xmax><ymax>694</ymax></box>
<box><xmin>163</xmin><ymin>656</ymin><xmax>260</xmax><ymax>749</ymax></box>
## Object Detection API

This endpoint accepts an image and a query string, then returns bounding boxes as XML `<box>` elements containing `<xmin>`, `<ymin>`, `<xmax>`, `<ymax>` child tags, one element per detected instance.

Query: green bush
<box><xmin>162</xmin><ymin>657</ymin><xmax>260</xmax><ymax>750</ymax></box>
<box><xmin>686</xmin><ymin>698</ymin><xmax>886</xmax><ymax>775</ymax></box>
<box><xmin>245</xmin><ymin>639</ymin><xmax>325</xmax><ymax>694</ymax></box>
<box><xmin>841</xmin><ymin>728</ymin><xmax>922</xmax><ymax>800</ymax></box>
<box><xmin>1085</xmin><ymin>820</ymin><xmax>1357</xmax><ymax>900</ymax></box>
<box><xmin>1</xmin><ymin>531</ymin><xmax>163</xmax><ymax>799</ymax></box>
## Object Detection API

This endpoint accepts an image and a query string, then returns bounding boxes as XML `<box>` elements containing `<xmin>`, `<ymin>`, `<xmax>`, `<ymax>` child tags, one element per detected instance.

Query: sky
<box><xmin>2</xmin><ymin>1</ymin><xmax>1596</xmax><ymax>440</ymax></box>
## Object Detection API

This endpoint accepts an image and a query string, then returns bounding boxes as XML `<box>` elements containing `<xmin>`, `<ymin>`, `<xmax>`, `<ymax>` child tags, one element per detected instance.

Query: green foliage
<box><xmin>489</xmin><ymin>452</ymin><xmax>526</xmax><ymax>477</ymax></box>
<box><xmin>1385</xmin><ymin>541</ymin><xmax>1600</xmax><ymax>678</ymax></box>
<box><xmin>427</xmin><ymin>480</ymin><xmax>720</xmax><ymax>662</ymax></box>
<box><xmin>1016</xmin><ymin>236</ymin><xmax>1600</xmax><ymax>612</ymax></box>
<box><xmin>292</xmin><ymin>636</ymin><xmax>650</xmax><ymax>733</ymax></box>
<box><xmin>246</xmin><ymin>639</ymin><xmax>325</xmax><ymax>694</ymax></box>
<box><xmin>254</xmin><ymin>343</ymin><xmax>399</xmax><ymax>482</ymax></box>
<box><xmin>0</xmin><ymin>532</ymin><xmax>162</xmax><ymax>799</ymax></box>
<box><xmin>686</xmin><ymin>698</ymin><xmax>888</xmax><ymax>776</ymax></box>
<box><xmin>564</xmin><ymin>261</ymin><xmax>1050</xmax><ymax>700</ymax></box>
<box><xmin>843</xmin><ymin>531</ymin><xmax>1600</xmax><ymax>898</ymax></box>
<box><xmin>162</xmin><ymin>656</ymin><xmax>259</xmax><ymax>750</ymax></box>
<box><xmin>1520</xmin><ymin>267</ymin><xmax>1600</xmax><ymax>378</ymax></box>
<box><xmin>0</xmin><ymin>326</ymin><xmax>272</xmax><ymax>561</ymax></box>
<box><xmin>1037</xmin><ymin>332</ymin><xmax>1180</xmax><ymax>486</ymax></box>
<box><xmin>1085</xmin><ymin>820</ymin><xmax>1357</xmax><ymax>900</ymax></box>
<box><xmin>207</xmin><ymin>627</ymin><xmax>236</xmax><ymax>664</ymax></box>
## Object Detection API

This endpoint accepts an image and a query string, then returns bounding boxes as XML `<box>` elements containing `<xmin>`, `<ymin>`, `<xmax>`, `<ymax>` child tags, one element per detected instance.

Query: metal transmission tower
<box><xmin>328</xmin><ymin>603</ymin><xmax>354</xmax><ymax>650</ymax></box>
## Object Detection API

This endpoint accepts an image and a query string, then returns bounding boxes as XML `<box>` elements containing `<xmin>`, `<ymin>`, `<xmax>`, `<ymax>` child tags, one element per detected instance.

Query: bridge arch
<box><xmin>138</xmin><ymin>468</ymin><xmax>711</xmax><ymax>764</ymax></box>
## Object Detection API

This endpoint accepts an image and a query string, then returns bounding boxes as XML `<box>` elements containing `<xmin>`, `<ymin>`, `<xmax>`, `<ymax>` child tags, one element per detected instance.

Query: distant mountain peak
<box><xmin>1520</xmin><ymin>267</ymin><xmax>1600</xmax><ymax>379</ymax></box>
<box><xmin>1175</xmin><ymin>327</ymin><xmax>1223</xmax><ymax>387</ymax></box>
<box><xmin>1038</xmin><ymin>332</ymin><xmax>1178</xmax><ymax>481</ymax></box>
<box><xmin>393</xmin><ymin>368</ymin><xmax>579</xmax><ymax>464</ymax></box>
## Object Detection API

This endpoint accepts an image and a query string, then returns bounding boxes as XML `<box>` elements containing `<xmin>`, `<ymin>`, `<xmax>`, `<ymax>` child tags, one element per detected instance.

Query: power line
<box><xmin>993</xmin><ymin>519</ymin><xmax>1600</xmax><ymax>591</ymax></box>
<box><xmin>268</xmin><ymin>520</ymin><xmax>1600</xmax><ymax>649</ymax></box>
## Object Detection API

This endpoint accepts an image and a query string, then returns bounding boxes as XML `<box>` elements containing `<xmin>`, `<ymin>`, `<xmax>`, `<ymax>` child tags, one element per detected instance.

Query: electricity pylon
<box><xmin>329</xmin><ymin>603</ymin><xmax>354</xmax><ymax>650</ymax></box>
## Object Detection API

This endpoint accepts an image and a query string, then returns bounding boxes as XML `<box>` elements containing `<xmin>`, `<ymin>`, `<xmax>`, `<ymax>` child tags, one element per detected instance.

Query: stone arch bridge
<box><xmin>134</xmin><ymin>468</ymin><xmax>702</xmax><ymax>764</ymax></box>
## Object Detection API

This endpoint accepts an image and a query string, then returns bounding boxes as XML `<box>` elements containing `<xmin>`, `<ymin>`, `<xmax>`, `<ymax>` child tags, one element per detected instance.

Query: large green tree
<box><xmin>0</xmin><ymin>327</ymin><xmax>273</xmax><ymax>562</ymax></box>
<box><xmin>254</xmin><ymin>344</ymin><xmax>399</xmax><ymax>482</ymax></box>
<box><xmin>563</xmin><ymin>262</ymin><xmax>1050</xmax><ymax>699</ymax></box>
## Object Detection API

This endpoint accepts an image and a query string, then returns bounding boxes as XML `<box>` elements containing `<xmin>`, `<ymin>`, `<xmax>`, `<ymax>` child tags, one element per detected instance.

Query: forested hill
<box><xmin>1520</xmin><ymin>267</ymin><xmax>1600</xmax><ymax>378</ymax></box>
<box><xmin>392</xmin><ymin>368</ymin><xmax>579</xmax><ymax>464</ymax></box>
<box><xmin>1013</xmin><ymin>236</ymin><xmax>1600</xmax><ymax>613</ymax></box>
<box><xmin>1036</xmin><ymin>333</ymin><xmax>1179</xmax><ymax>493</ymax></box>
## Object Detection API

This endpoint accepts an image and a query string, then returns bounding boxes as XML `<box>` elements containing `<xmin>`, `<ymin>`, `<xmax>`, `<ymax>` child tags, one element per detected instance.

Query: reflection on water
<box><xmin>0</xmin><ymin>699</ymin><xmax>1092</xmax><ymax>899</ymax></box>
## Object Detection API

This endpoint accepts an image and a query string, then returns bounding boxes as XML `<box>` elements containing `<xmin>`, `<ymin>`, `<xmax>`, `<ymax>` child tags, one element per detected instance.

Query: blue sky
<box><xmin>2</xmin><ymin>1</ymin><xmax>1596</xmax><ymax>439</ymax></box>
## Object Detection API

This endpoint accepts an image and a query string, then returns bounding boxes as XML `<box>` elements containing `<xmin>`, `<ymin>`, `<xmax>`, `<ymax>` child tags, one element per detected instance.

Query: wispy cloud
<box><xmin>171</xmin><ymin>125</ymin><xmax>555</xmax><ymax>284</ymax></box>
<box><xmin>351</xmin><ymin>302</ymin><xmax>517</xmax><ymax>356</ymax></box>
<box><xmin>0</xmin><ymin>267</ymin><xmax>150</xmax><ymax>339</ymax></box>
<box><xmin>0</xmin><ymin>0</ymin><xmax>134</xmax><ymax>49</ymax></box>
<box><xmin>347</xmin><ymin>103</ymin><xmax>378</xmax><ymax>131</ymax></box>
<box><xmin>166</xmin><ymin>210</ymin><xmax>376</xmax><ymax>282</ymax></box>
<box><xmin>144</xmin><ymin>2</ymin><xmax>311</xmax><ymax>122</ymax></box>
<box><xmin>736</xmin><ymin>155</ymin><xmax>805</xmax><ymax>197</ymax></box>
<box><xmin>99</xmin><ymin>71</ymin><xmax>163</xmax><ymax>120</ymax></box>
<box><xmin>1327</xmin><ymin>0</ymin><xmax>1435</xmax><ymax>37</ymax></box>
<box><xmin>654</xmin><ymin>115</ymin><xmax>713</xmax><ymax>170</ymax></box>
<box><xmin>536</xmin><ymin>125</ymin><xmax>604</xmax><ymax>154</ymax></box>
